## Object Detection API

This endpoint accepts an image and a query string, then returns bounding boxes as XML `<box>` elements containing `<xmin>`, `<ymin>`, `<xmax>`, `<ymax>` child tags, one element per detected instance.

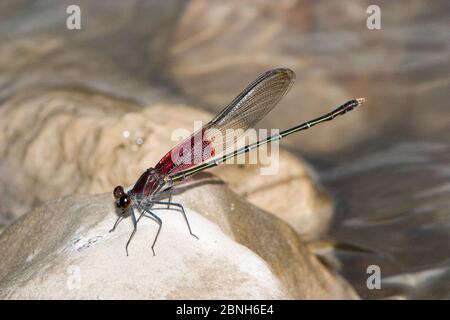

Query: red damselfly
<box><xmin>111</xmin><ymin>68</ymin><xmax>365</xmax><ymax>255</ymax></box>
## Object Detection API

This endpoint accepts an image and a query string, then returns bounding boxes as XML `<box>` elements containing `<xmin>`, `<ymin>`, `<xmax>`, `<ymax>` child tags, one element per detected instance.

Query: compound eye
<box><xmin>119</xmin><ymin>194</ymin><xmax>131</xmax><ymax>209</ymax></box>
<box><xmin>113</xmin><ymin>185</ymin><xmax>125</xmax><ymax>199</ymax></box>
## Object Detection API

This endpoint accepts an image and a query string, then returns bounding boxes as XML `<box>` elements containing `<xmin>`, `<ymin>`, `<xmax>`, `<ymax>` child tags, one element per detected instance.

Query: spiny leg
<box><xmin>150</xmin><ymin>201</ymin><xmax>199</xmax><ymax>240</ymax></box>
<box><xmin>125</xmin><ymin>209</ymin><xmax>138</xmax><ymax>256</ymax></box>
<box><xmin>166</xmin><ymin>188</ymin><xmax>172</xmax><ymax>209</ymax></box>
<box><xmin>136</xmin><ymin>207</ymin><xmax>146</xmax><ymax>223</ymax></box>
<box><xmin>136</xmin><ymin>207</ymin><xmax>158</xmax><ymax>224</ymax></box>
<box><xmin>138</xmin><ymin>204</ymin><xmax>162</xmax><ymax>256</ymax></box>
<box><xmin>109</xmin><ymin>215</ymin><xmax>123</xmax><ymax>233</ymax></box>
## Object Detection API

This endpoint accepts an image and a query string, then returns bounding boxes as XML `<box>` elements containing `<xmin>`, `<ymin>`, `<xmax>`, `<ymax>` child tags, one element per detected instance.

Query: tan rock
<box><xmin>213</xmin><ymin>150</ymin><xmax>332</xmax><ymax>240</ymax></box>
<box><xmin>0</xmin><ymin>182</ymin><xmax>357</xmax><ymax>299</ymax></box>
<box><xmin>0</xmin><ymin>89</ymin><xmax>332</xmax><ymax>240</ymax></box>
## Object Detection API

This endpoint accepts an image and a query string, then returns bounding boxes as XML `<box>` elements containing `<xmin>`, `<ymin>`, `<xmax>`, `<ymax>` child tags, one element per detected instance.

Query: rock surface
<box><xmin>214</xmin><ymin>150</ymin><xmax>332</xmax><ymax>240</ymax></box>
<box><xmin>0</xmin><ymin>182</ymin><xmax>356</xmax><ymax>299</ymax></box>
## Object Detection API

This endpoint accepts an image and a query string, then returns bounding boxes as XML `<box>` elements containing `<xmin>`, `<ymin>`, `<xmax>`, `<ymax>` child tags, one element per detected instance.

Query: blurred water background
<box><xmin>0</xmin><ymin>0</ymin><xmax>449</xmax><ymax>299</ymax></box>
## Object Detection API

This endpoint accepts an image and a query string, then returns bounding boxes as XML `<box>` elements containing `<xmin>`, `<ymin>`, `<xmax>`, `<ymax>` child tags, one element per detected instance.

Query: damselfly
<box><xmin>111</xmin><ymin>68</ymin><xmax>365</xmax><ymax>255</ymax></box>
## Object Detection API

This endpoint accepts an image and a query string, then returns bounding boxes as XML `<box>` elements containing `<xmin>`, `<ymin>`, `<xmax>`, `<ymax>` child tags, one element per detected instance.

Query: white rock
<box><xmin>0</xmin><ymin>183</ymin><xmax>357</xmax><ymax>299</ymax></box>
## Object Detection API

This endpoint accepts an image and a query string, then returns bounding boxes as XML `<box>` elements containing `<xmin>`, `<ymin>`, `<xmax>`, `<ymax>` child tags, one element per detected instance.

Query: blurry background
<box><xmin>0</xmin><ymin>0</ymin><xmax>449</xmax><ymax>299</ymax></box>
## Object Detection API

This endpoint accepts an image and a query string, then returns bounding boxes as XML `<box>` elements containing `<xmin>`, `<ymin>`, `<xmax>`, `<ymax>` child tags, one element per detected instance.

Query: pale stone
<box><xmin>0</xmin><ymin>183</ymin><xmax>357</xmax><ymax>299</ymax></box>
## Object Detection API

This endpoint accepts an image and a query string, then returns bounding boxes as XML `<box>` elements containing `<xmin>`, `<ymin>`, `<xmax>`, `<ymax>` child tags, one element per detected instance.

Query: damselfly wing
<box><xmin>129</xmin><ymin>68</ymin><xmax>295</xmax><ymax>198</ymax></box>
<box><xmin>155</xmin><ymin>68</ymin><xmax>295</xmax><ymax>175</ymax></box>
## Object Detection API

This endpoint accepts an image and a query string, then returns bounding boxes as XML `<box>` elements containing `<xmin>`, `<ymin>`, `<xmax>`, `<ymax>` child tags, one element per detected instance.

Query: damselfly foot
<box><xmin>109</xmin><ymin>215</ymin><xmax>123</xmax><ymax>233</ymax></box>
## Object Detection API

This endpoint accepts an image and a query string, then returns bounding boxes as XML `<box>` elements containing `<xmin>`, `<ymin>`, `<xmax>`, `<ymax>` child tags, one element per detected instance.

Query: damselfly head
<box><xmin>113</xmin><ymin>185</ymin><xmax>132</xmax><ymax>210</ymax></box>
<box><xmin>116</xmin><ymin>193</ymin><xmax>132</xmax><ymax>210</ymax></box>
<box><xmin>113</xmin><ymin>185</ymin><xmax>125</xmax><ymax>199</ymax></box>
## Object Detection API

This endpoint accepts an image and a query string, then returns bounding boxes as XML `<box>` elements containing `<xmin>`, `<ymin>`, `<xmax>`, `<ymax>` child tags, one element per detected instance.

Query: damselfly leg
<box><xmin>125</xmin><ymin>209</ymin><xmax>138</xmax><ymax>256</ymax></box>
<box><xmin>109</xmin><ymin>215</ymin><xmax>123</xmax><ymax>233</ymax></box>
<box><xmin>150</xmin><ymin>200</ymin><xmax>199</xmax><ymax>240</ymax></box>
<box><xmin>137</xmin><ymin>203</ymin><xmax>163</xmax><ymax>256</ymax></box>
<box><xmin>166</xmin><ymin>188</ymin><xmax>172</xmax><ymax>209</ymax></box>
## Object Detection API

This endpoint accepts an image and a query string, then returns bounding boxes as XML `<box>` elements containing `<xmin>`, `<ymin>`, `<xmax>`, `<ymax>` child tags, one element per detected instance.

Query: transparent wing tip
<box><xmin>272</xmin><ymin>67</ymin><xmax>296</xmax><ymax>82</ymax></box>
